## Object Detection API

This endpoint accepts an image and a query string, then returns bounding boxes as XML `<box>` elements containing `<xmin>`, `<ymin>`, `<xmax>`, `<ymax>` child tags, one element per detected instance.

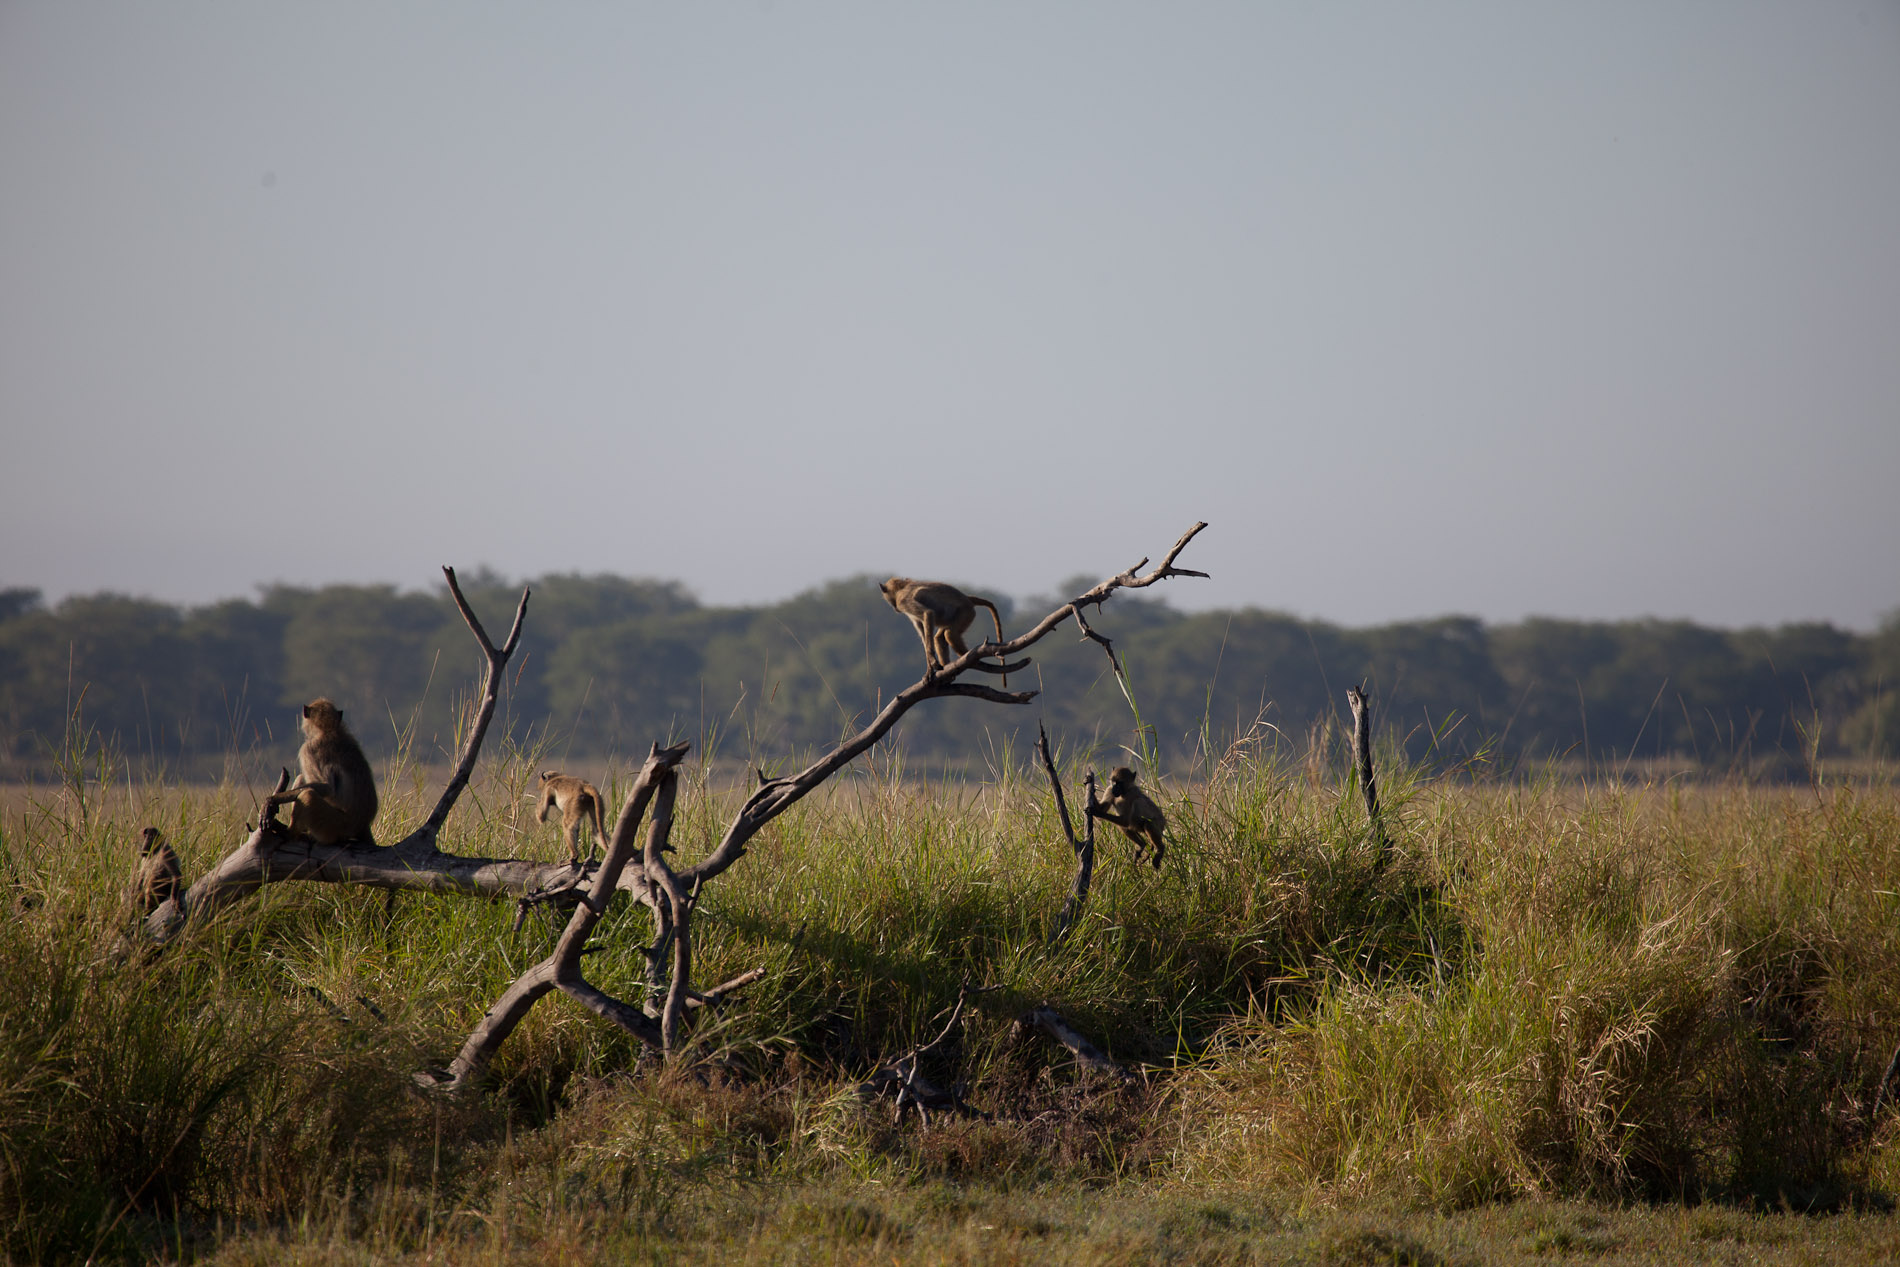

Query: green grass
<box><xmin>4</xmin><ymin>736</ymin><xmax>1900</xmax><ymax>1262</ymax></box>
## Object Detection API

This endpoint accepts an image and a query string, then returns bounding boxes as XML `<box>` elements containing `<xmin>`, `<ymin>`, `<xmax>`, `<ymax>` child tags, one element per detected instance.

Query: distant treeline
<box><xmin>0</xmin><ymin>575</ymin><xmax>1895</xmax><ymax>778</ymax></box>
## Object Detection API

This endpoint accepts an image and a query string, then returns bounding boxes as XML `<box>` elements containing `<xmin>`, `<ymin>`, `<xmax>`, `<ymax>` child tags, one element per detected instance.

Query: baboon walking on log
<box><xmin>535</xmin><ymin>772</ymin><xmax>607</xmax><ymax>867</ymax></box>
<box><xmin>880</xmin><ymin>577</ymin><xmax>1011</xmax><ymax>681</ymax></box>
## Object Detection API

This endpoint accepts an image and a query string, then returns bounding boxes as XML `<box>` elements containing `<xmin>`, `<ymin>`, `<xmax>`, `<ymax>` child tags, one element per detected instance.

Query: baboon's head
<box><xmin>139</xmin><ymin>826</ymin><xmax>164</xmax><ymax>855</ymax></box>
<box><xmin>1109</xmin><ymin>766</ymin><xmax>1138</xmax><ymax>788</ymax></box>
<box><xmin>301</xmin><ymin>698</ymin><xmax>344</xmax><ymax>735</ymax></box>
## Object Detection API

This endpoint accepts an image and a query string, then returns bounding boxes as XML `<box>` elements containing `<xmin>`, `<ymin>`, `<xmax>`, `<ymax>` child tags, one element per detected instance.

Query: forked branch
<box><xmin>862</xmin><ymin>982</ymin><xmax>998</xmax><ymax>1123</ymax></box>
<box><xmin>433</xmin><ymin>741</ymin><xmax>691</xmax><ymax>1090</ymax></box>
<box><xmin>1039</xmin><ymin>724</ymin><xmax>1099</xmax><ymax>946</ymax></box>
<box><xmin>419</xmin><ymin>566</ymin><xmax>531</xmax><ymax>845</ymax></box>
<box><xmin>1003</xmin><ymin>521</ymin><xmax>1209</xmax><ymax>678</ymax></box>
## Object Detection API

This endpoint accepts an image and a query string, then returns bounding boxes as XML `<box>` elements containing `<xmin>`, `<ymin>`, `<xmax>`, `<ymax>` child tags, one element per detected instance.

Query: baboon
<box><xmin>1091</xmin><ymin>766</ymin><xmax>1167</xmax><ymax>869</ymax></box>
<box><xmin>536</xmin><ymin>771</ymin><xmax>608</xmax><ymax>867</ymax></box>
<box><xmin>283</xmin><ymin>698</ymin><xmax>379</xmax><ymax>845</ymax></box>
<box><xmin>879</xmin><ymin>577</ymin><xmax>1010</xmax><ymax>679</ymax></box>
<box><xmin>121</xmin><ymin>826</ymin><xmax>181</xmax><ymax>921</ymax></box>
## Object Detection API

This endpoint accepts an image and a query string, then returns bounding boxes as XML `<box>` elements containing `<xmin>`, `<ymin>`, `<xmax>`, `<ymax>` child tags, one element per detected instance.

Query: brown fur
<box><xmin>121</xmin><ymin>826</ymin><xmax>182</xmax><ymax>921</ymax></box>
<box><xmin>879</xmin><ymin>577</ymin><xmax>1009</xmax><ymax>678</ymax></box>
<box><xmin>1093</xmin><ymin>766</ymin><xmax>1167</xmax><ymax>869</ymax></box>
<box><xmin>287</xmin><ymin>698</ymin><xmax>379</xmax><ymax>845</ymax></box>
<box><xmin>536</xmin><ymin>771</ymin><xmax>607</xmax><ymax>867</ymax></box>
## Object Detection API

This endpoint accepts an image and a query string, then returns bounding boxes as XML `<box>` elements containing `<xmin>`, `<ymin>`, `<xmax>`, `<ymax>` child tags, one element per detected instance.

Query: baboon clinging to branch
<box><xmin>276</xmin><ymin>698</ymin><xmax>379</xmax><ymax>845</ymax></box>
<box><xmin>535</xmin><ymin>771</ymin><xmax>607</xmax><ymax>867</ymax></box>
<box><xmin>880</xmin><ymin>577</ymin><xmax>1011</xmax><ymax>683</ymax></box>
<box><xmin>121</xmin><ymin>826</ymin><xmax>181</xmax><ymax>921</ymax></box>
<box><xmin>1091</xmin><ymin>766</ymin><xmax>1168</xmax><ymax>869</ymax></box>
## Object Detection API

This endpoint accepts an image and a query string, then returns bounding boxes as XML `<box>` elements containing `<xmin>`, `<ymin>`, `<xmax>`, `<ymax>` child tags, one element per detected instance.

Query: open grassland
<box><xmin>4</xmin><ymin>743</ymin><xmax>1900</xmax><ymax>1263</ymax></box>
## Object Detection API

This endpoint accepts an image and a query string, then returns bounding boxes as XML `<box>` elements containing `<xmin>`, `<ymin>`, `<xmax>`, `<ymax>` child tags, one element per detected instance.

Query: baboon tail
<box><xmin>973</xmin><ymin>596</ymin><xmax>1008</xmax><ymax>688</ymax></box>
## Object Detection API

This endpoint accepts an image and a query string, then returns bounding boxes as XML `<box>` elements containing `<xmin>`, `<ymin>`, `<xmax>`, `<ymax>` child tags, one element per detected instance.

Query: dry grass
<box><xmin>4</xmin><ymin>737</ymin><xmax>1900</xmax><ymax>1262</ymax></box>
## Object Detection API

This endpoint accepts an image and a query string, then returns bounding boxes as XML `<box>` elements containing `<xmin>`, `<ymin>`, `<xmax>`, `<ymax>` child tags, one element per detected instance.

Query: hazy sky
<box><xmin>3</xmin><ymin>3</ymin><xmax>1896</xmax><ymax>629</ymax></box>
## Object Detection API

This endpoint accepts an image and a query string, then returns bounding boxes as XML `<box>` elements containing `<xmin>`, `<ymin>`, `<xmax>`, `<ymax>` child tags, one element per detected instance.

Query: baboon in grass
<box><xmin>281</xmin><ymin>698</ymin><xmax>379</xmax><ymax>845</ymax></box>
<box><xmin>1092</xmin><ymin>766</ymin><xmax>1167</xmax><ymax>869</ymax></box>
<box><xmin>122</xmin><ymin>826</ymin><xmax>181</xmax><ymax>920</ymax></box>
<box><xmin>536</xmin><ymin>772</ymin><xmax>608</xmax><ymax>867</ymax></box>
<box><xmin>879</xmin><ymin>577</ymin><xmax>1010</xmax><ymax>681</ymax></box>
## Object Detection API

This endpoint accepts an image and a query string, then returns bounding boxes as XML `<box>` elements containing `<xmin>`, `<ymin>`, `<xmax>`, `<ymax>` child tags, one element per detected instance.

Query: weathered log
<box><xmin>1013</xmin><ymin>1006</ymin><xmax>1130</xmax><ymax>1080</ymax></box>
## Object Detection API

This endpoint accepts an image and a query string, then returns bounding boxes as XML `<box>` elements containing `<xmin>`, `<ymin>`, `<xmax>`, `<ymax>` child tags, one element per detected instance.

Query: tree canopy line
<box><xmin>0</xmin><ymin>574</ymin><xmax>1894</xmax><ymax>779</ymax></box>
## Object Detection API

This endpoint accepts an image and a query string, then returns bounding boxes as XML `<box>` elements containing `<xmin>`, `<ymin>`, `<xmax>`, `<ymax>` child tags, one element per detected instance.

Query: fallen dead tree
<box><xmin>139</xmin><ymin>525</ymin><xmax>1211</xmax><ymax>1090</ymax></box>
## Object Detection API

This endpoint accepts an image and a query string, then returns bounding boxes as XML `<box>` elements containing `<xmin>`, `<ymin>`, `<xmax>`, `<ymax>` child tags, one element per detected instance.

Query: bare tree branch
<box><xmin>643</xmin><ymin>775</ymin><xmax>698</xmax><ymax>1056</ymax></box>
<box><xmin>988</xmin><ymin>520</ymin><xmax>1210</xmax><ymax>678</ymax></box>
<box><xmin>418</xmin><ymin>567</ymin><xmax>530</xmax><ymax>847</ymax></box>
<box><xmin>150</xmin><ymin>831</ymin><xmax>644</xmax><ymax>944</ymax></box>
<box><xmin>686</xmin><ymin>967</ymin><xmax>768</xmax><ymax>1010</ymax></box>
<box><xmin>434</xmin><ymin>742</ymin><xmax>690</xmax><ymax>1090</ymax></box>
<box><xmin>1347</xmin><ymin>682</ymin><xmax>1390</xmax><ymax>867</ymax></box>
<box><xmin>676</xmin><ymin>676</ymin><xmax>1038</xmax><ymax>888</ymax></box>
<box><xmin>1039</xmin><ymin>724</ymin><xmax>1099</xmax><ymax>947</ymax></box>
<box><xmin>639</xmin><ymin>889</ymin><xmax>674</xmax><ymax>1016</ymax></box>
